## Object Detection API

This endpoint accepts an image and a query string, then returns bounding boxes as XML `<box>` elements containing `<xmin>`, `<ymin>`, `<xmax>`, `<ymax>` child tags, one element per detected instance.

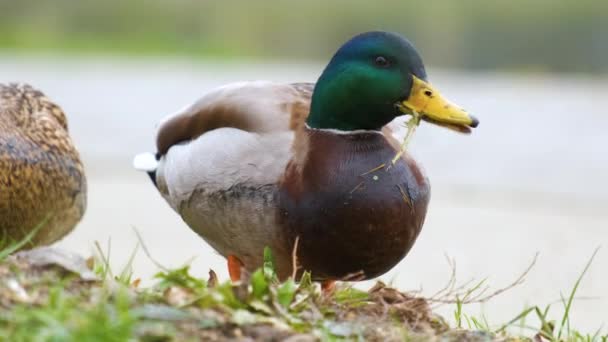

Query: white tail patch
<box><xmin>133</xmin><ymin>152</ymin><xmax>158</xmax><ymax>172</ymax></box>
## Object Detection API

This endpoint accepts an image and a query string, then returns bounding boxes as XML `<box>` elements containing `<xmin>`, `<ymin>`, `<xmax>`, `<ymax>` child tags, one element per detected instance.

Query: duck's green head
<box><xmin>307</xmin><ymin>31</ymin><xmax>479</xmax><ymax>132</ymax></box>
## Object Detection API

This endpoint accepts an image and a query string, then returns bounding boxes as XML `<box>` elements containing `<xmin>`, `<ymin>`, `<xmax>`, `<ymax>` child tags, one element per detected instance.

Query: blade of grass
<box><xmin>263</xmin><ymin>247</ymin><xmax>277</xmax><ymax>282</ymax></box>
<box><xmin>535</xmin><ymin>305</ymin><xmax>554</xmax><ymax>340</ymax></box>
<box><xmin>94</xmin><ymin>239</ymin><xmax>113</xmax><ymax>280</ymax></box>
<box><xmin>132</xmin><ymin>226</ymin><xmax>169</xmax><ymax>272</ymax></box>
<box><xmin>557</xmin><ymin>247</ymin><xmax>600</xmax><ymax>340</ymax></box>
<box><xmin>495</xmin><ymin>306</ymin><xmax>536</xmax><ymax>333</ymax></box>
<box><xmin>590</xmin><ymin>325</ymin><xmax>604</xmax><ymax>342</ymax></box>
<box><xmin>454</xmin><ymin>296</ymin><xmax>463</xmax><ymax>329</ymax></box>
<box><xmin>0</xmin><ymin>215</ymin><xmax>49</xmax><ymax>261</ymax></box>
<box><xmin>117</xmin><ymin>243</ymin><xmax>139</xmax><ymax>285</ymax></box>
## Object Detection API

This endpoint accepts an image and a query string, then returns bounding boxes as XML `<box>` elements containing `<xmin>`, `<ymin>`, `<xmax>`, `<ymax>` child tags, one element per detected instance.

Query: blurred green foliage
<box><xmin>0</xmin><ymin>0</ymin><xmax>606</xmax><ymax>73</ymax></box>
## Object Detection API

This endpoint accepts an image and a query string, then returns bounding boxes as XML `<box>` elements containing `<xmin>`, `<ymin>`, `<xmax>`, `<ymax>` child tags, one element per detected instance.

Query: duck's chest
<box><xmin>277</xmin><ymin>130</ymin><xmax>430</xmax><ymax>280</ymax></box>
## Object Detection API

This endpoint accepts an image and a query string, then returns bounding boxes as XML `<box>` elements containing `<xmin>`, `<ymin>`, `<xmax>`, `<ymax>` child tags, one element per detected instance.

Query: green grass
<box><xmin>0</xmin><ymin>216</ymin><xmax>49</xmax><ymax>261</ymax></box>
<box><xmin>0</xmin><ymin>287</ymin><xmax>135</xmax><ymax>342</ymax></box>
<box><xmin>459</xmin><ymin>248</ymin><xmax>605</xmax><ymax>342</ymax></box>
<box><xmin>0</xmin><ymin>234</ymin><xmax>604</xmax><ymax>341</ymax></box>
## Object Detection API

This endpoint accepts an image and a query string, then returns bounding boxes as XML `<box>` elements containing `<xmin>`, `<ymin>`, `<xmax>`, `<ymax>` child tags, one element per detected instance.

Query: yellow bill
<box><xmin>400</xmin><ymin>75</ymin><xmax>479</xmax><ymax>133</ymax></box>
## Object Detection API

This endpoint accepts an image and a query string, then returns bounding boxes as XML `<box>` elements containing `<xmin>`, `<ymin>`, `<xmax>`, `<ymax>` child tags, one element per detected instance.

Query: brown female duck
<box><xmin>0</xmin><ymin>83</ymin><xmax>86</xmax><ymax>247</ymax></box>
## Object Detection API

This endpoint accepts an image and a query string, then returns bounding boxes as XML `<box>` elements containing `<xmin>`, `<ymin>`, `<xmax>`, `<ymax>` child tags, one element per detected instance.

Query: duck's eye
<box><xmin>424</xmin><ymin>90</ymin><xmax>433</xmax><ymax>97</ymax></box>
<box><xmin>374</xmin><ymin>56</ymin><xmax>390</xmax><ymax>67</ymax></box>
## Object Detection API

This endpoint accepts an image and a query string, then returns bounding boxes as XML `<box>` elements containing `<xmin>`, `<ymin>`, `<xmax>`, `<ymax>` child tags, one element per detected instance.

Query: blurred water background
<box><xmin>1</xmin><ymin>0</ymin><xmax>607</xmax><ymax>333</ymax></box>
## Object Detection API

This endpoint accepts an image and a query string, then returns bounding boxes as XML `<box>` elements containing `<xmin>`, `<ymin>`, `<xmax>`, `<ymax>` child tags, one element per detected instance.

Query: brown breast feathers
<box><xmin>277</xmin><ymin>128</ymin><xmax>430</xmax><ymax>281</ymax></box>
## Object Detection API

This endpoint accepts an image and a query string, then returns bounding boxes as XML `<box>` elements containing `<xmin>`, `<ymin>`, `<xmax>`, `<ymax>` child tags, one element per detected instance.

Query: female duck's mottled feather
<box><xmin>0</xmin><ymin>83</ymin><xmax>86</xmax><ymax>247</ymax></box>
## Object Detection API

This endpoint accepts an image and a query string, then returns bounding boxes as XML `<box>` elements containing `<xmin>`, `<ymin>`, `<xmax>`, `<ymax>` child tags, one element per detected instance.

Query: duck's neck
<box><xmin>299</xmin><ymin>125</ymin><xmax>388</xmax><ymax>165</ymax></box>
<box><xmin>303</xmin><ymin>124</ymin><xmax>384</xmax><ymax>136</ymax></box>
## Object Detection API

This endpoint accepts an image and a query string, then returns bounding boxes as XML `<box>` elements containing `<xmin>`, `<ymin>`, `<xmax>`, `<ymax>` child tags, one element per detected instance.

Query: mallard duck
<box><xmin>0</xmin><ymin>83</ymin><xmax>86</xmax><ymax>248</ymax></box>
<box><xmin>135</xmin><ymin>31</ymin><xmax>478</xmax><ymax>285</ymax></box>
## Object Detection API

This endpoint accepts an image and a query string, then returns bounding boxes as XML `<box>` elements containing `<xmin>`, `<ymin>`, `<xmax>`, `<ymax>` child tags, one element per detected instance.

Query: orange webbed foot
<box><xmin>321</xmin><ymin>280</ymin><xmax>336</xmax><ymax>294</ymax></box>
<box><xmin>227</xmin><ymin>255</ymin><xmax>244</xmax><ymax>282</ymax></box>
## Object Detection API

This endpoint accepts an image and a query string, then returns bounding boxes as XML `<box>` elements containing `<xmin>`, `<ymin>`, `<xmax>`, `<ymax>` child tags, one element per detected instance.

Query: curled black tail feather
<box><xmin>147</xmin><ymin>171</ymin><xmax>157</xmax><ymax>187</ymax></box>
<box><xmin>147</xmin><ymin>153</ymin><xmax>161</xmax><ymax>187</ymax></box>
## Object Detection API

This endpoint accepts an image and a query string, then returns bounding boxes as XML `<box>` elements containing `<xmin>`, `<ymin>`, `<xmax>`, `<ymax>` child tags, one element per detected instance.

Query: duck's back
<box><xmin>0</xmin><ymin>84</ymin><xmax>86</xmax><ymax>246</ymax></box>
